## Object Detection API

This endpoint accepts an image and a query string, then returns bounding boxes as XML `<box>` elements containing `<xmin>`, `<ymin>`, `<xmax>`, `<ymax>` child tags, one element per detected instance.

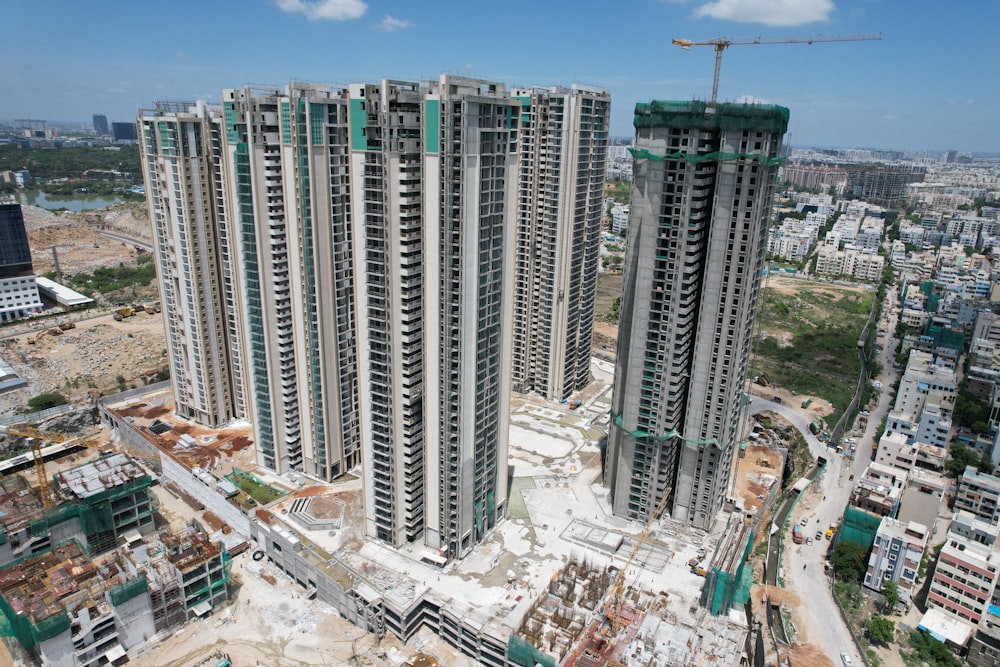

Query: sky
<box><xmin>1</xmin><ymin>0</ymin><xmax>997</xmax><ymax>152</ymax></box>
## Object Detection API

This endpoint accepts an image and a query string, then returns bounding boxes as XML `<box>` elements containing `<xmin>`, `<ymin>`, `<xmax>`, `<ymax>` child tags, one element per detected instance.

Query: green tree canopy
<box><xmin>947</xmin><ymin>442</ymin><xmax>981</xmax><ymax>476</ymax></box>
<box><xmin>881</xmin><ymin>580</ymin><xmax>899</xmax><ymax>612</ymax></box>
<box><xmin>831</xmin><ymin>541</ymin><xmax>869</xmax><ymax>583</ymax></box>
<box><xmin>27</xmin><ymin>392</ymin><xmax>68</xmax><ymax>411</ymax></box>
<box><xmin>865</xmin><ymin>616</ymin><xmax>895</xmax><ymax>646</ymax></box>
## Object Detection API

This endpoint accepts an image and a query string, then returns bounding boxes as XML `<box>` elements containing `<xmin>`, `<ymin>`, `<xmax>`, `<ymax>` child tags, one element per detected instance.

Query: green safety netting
<box><xmin>0</xmin><ymin>540</ymin><xmax>84</xmax><ymax>648</ymax></box>
<box><xmin>634</xmin><ymin>100</ymin><xmax>790</xmax><ymax>135</ymax></box>
<box><xmin>703</xmin><ymin>526</ymin><xmax>756</xmax><ymax>615</ymax></box>
<box><xmin>108</xmin><ymin>575</ymin><xmax>148</xmax><ymax>606</ymax></box>
<box><xmin>611</xmin><ymin>411</ymin><xmax>720</xmax><ymax>447</ymax></box>
<box><xmin>838</xmin><ymin>507</ymin><xmax>881</xmax><ymax>551</ymax></box>
<box><xmin>629</xmin><ymin>146</ymin><xmax>785</xmax><ymax>167</ymax></box>
<box><xmin>0</xmin><ymin>526</ymin><xmax>6</xmax><ymax>546</ymax></box>
<box><xmin>507</xmin><ymin>635</ymin><xmax>556</xmax><ymax>667</ymax></box>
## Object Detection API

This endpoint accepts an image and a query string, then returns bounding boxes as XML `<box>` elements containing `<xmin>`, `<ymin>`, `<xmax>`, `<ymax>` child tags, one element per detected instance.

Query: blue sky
<box><xmin>2</xmin><ymin>0</ymin><xmax>997</xmax><ymax>152</ymax></box>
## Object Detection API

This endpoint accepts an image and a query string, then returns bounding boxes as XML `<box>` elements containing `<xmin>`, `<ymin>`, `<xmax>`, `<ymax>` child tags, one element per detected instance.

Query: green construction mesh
<box><xmin>629</xmin><ymin>147</ymin><xmax>785</xmax><ymax>167</ymax></box>
<box><xmin>0</xmin><ymin>591</ymin><xmax>70</xmax><ymax>649</ymax></box>
<box><xmin>108</xmin><ymin>575</ymin><xmax>148</xmax><ymax>606</ymax></box>
<box><xmin>633</xmin><ymin>100</ymin><xmax>789</xmax><ymax>135</ymax></box>
<box><xmin>30</xmin><ymin>610</ymin><xmax>70</xmax><ymax>644</ymax></box>
<box><xmin>707</xmin><ymin>526</ymin><xmax>757</xmax><ymax>615</ymax></box>
<box><xmin>612</xmin><ymin>411</ymin><xmax>720</xmax><ymax>446</ymax></box>
<box><xmin>30</xmin><ymin>503</ymin><xmax>79</xmax><ymax>537</ymax></box>
<box><xmin>0</xmin><ymin>526</ymin><xmax>5</xmax><ymax>546</ymax></box>
<box><xmin>507</xmin><ymin>635</ymin><xmax>557</xmax><ymax>667</ymax></box>
<box><xmin>838</xmin><ymin>507</ymin><xmax>882</xmax><ymax>551</ymax></box>
<box><xmin>924</xmin><ymin>322</ymin><xmax>964</xmax><ymax>352</ymax></box>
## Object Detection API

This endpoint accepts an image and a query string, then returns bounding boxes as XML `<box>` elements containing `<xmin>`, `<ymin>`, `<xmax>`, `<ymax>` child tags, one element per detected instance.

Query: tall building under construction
<box><xmin>605</xmin><ymin>101</ymin><xmax>788</xmax><ymax>529</ymax></box>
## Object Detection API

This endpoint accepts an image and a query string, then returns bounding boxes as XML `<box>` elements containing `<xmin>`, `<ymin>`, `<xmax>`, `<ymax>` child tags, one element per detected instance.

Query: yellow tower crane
<box><xmin>671</xmin><ymin>33</ymin><xmax>882</xmax><ymax>106</ymax></box>
<box><xmin>0</xmin><ymin>424</ymin><xmax>144</xmax><ymax>509</ymax></box>
<box><xmin>603</xmin><ymin>486</ymin><xmax>672</xmax><ymax>637</ymax></box>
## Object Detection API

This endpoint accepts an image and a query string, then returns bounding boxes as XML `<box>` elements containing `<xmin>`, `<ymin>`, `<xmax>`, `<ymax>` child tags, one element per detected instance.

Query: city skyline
<box><xmin>2</xmin><ymin>0</ymin><xmax>998</xmax><ymax>153</ymax></box>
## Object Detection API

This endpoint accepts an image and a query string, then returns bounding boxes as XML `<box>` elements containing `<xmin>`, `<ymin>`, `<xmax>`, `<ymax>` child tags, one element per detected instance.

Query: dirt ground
<box><xmin>0</xmin><ymin>311</ymin><xmax>167</xmax><ymax>417</ymax></box>
<box><xmin>24</xmin><ymin>202</ymin><xmax>152</xmax><ymax>275</ymax></box>
<box><xmin>0</xmin><ymin>203</ymin><xmax>165</xmax><ymax>419</ymax></box>
<box><xmin>733</xmin><ymin>443</ymin><xmax>783</xmax><ymax>511</ymax></box>
<box><xmin>747</xmin><ymin>382</ymin><xmax>835</xmax><ymax>420</ymax></box>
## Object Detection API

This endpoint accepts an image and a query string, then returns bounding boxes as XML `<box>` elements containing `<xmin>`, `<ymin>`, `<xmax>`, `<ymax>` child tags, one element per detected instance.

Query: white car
<box><xmin>841</xmin><ymin>653</ymin><xmax>853</xmax><ymax>666</ymax></box>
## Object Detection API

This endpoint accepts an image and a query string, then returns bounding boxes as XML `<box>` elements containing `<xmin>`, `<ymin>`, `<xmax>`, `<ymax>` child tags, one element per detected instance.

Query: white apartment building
<box><xmin>218</xmin><ymin>84</ymin><xmax>361</xmax><ymax>481</ymax></box>
<box><xmin>510</xmin><ymin>85</ymin><xmax>610</xmax><ymax>402</ymax></box>
<box><xmin>864</xmin><ymin>517</ymin><xmax>928</xmax><ymax>605</ymax></box>
<box><xmin>137</xmin><ymin>103</ymin><xmax>242</xmax><ymax>427</ymax></box>
<box><xmin>349</xmin><ymin>76</ymin><xmax>517</xmax><ymax>556</ymax></box>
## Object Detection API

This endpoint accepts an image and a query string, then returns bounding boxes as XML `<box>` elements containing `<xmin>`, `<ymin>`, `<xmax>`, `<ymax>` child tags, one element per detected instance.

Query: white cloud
<box><xmin>379</xmin><ymin>15</ymin><xmax>413</xmax><ymax>32</ymax></box>
<box><xmin>275</xmin><ymin>0</ymin><xmax>366</xmax><ymax>21</ymax></box>
<box><xmin>882</xmin><ymin>113</ymin><xmax>897</xmax><ymax>121</ymax></box>
<box><xmin>736</xmin><ymin>94</ymin><xmax>771</xmax><ymax>104</ymax></box>
<box><xmin>108</xmin><ymin>81</ymin><xmax>131</xmax><ymax>94</ymax></box>
<box><xmin>175</xmin><ymin>51</ymin><xmax>186</xmax><ymax>58</ymax></box>
<box><xmin>694</xmin><ymin>0</ymin><xmax>833</xmax><ymax>26</ymax></box>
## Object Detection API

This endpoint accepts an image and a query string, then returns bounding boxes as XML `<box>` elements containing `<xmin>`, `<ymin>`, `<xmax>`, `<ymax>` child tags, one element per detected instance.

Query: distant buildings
<box><xmin>92</xmin><ymin>113</ymin><xmax>109</xmax><ymax>136</ymax></box>
<box><xmin>605</xmin><ymin>100</ymin><xmax>788</xmax><ymax>528</ymax></box>
<box><xmin>111</xmin><ymin>121</ymin><xmax>137</xmax><ymax>142</ymax></box>
<box><xmin>0</xmin><ymin>203</ymin><xmax>43</xmax><ymax>322</ymax></box>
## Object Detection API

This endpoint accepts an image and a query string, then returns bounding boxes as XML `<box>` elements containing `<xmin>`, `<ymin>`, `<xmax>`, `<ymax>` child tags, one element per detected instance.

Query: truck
<box><xmin>113</xmin><ymin>306</ymin><xmax>135</xmax><ymax>321</ymax></box>
<box><xmin>809</xmin><ymin>421</ymin><xmax>822</xmax><ymax>435</ymax></box>
<box><xmin>801</xmin><ymin>397</ymin><xmax>812</xmax><ymax>409</ymax></box>
<box><xmin>792</xmin><ymin>525</ymin><xmax>804</xmax><ymax>544</ymax></box>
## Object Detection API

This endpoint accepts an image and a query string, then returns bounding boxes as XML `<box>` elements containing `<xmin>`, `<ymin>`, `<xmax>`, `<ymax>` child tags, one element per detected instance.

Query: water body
<box><xmin>16</xmin><ymin>190</ymin><xmax>122</xmax><ymax>212</ymax></box>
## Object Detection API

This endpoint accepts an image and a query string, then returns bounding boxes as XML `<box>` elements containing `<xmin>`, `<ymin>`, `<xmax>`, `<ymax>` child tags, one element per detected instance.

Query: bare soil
<box><xmin>0</xmin><ymin>204</ymin><xmax>165</xmax><ymax>419</ymax></box>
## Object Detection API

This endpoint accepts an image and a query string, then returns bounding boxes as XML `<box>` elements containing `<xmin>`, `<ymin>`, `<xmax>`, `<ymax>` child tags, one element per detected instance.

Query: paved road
<box><xmin>747</xmin><ymin>287</ymin><xmax>902</xmax><ymax>664</ymax></box>
<box><xmin>100</xmin><ymin>230</ymin><xmax>153</xmax><ymax>251</ymax></box>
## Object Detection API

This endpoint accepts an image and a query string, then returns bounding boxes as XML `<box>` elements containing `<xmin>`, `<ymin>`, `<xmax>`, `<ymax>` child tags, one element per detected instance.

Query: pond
<box><xmin>16</xmin><ymin>190</ymin><xmax>122</xmax><ymax>212</ymax></box>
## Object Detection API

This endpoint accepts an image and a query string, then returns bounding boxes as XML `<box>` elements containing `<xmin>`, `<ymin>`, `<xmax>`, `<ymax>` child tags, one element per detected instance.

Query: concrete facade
<box><xmin>509</xmin><ymin>85</ymin><xmax>610</xmax><ymax>402</ymax></box>
<box><xmin>606</xmin><ymin>101</ymin><xmax>788</xmax><ymax>528</ymax></box>
<box><xmin>137</xmin><ymin>104</ymin><xmax>243</xmax><ymax>428</ymax></box>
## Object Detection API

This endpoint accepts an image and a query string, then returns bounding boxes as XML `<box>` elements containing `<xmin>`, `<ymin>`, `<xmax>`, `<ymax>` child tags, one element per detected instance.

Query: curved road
<box><xmin>748</xmin><ymin>286</ymin><xmax>901</xmax><ymax>665</ymax></box>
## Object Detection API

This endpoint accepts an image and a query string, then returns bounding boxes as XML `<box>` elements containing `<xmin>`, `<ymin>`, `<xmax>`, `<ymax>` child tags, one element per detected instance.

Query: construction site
<box><xmin>0</xmin><ymin>353</ymin><xmax>799</xmax><ymax>666</ymax></box>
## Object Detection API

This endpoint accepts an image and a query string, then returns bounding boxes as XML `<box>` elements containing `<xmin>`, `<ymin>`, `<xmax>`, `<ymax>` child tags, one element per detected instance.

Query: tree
<box><xmin>881</xmin><ymin>579</ymin><xmax>900</xmax><ymax>613</ymax></box>
<box><xmin>865</xmin><ymin>615</ymin><xmax>895</xmax><ymax>646</ymax></box>
<box><xmin>831</xmin><ymin>541</ymin><xmax>869</xmax><ymax>583</ymax></box>
<box><xmin>26</xmin><ymin>392</ymin><xmax>68</xmax><ymax>411</ymax></box>
<box><xmin>947</xmin><ymin>442</ymin><xmax>981</xmax><ymax>476</ymax></box>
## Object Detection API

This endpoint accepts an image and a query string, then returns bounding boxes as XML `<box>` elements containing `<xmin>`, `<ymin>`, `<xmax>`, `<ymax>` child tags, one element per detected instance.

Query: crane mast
<box><xmin>603</xmin><ymin>486</ymin><xmax>672</xmax><ymax>637</ymax></box>
<box><xmin>671</xmin><ymin>33</ymin><xmax>882</xmax><ymax>106</ymax></box>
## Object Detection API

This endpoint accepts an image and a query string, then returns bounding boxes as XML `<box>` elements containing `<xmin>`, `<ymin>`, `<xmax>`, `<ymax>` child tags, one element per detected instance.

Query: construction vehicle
<box><xmin>144</xmin><ymin>302</ymin><xmax>161</xmax><ymax>315</ymax></box>
<box><xmin>113</xmin><ymin>306</ymin><xmax>135</xmax><ymax>321</ymax></box>
<box><xmin>671</xmin><ymin>33</ymin><xmax>881</xmax><ymax>106</ymax></box>
<box><xmin>600</xmin><ymin>486</ymin><xmax>672</xmax><ymax>638</ymax></box>
<box><xmin>0</xmin><ymin>424</ymin><xmax>148</xmax><ymax>509</ymax></box>
<box><xmin>58</xmin><ymin>322</ymin><xmax>76</xmax><ymax>331</ymax></box>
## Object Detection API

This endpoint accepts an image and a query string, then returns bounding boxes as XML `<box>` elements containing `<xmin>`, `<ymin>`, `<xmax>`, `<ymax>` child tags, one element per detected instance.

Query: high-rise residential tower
<box><xmin>605</xmin><ymin>101</ymin><xmax>788</xmax><ymax>529</ymax></box>
<box><xmin>352</xmin><ymin>76</ymin><xmax>517</xmax><ymax>557</ymax></box>
<box><xmin>219</xmin><ymin>83</ymin><xmax>361</xmax><ymax>481</ymax></box>
<box><xmin>137</xmin><ymin>102</ymin><xmax>241</xmax><ymax>427</ymax></box>
<box><xmin>510</xmin><ymin>86</ymin><xmax>610</xmax><ymax>401</ymax></box>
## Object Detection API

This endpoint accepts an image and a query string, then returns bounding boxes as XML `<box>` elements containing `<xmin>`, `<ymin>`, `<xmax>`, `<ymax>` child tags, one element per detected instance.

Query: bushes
<box><xmin>27</xmin><ymin>393</ymin><xmax>68</xmax><ymax>411</ymax></box>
